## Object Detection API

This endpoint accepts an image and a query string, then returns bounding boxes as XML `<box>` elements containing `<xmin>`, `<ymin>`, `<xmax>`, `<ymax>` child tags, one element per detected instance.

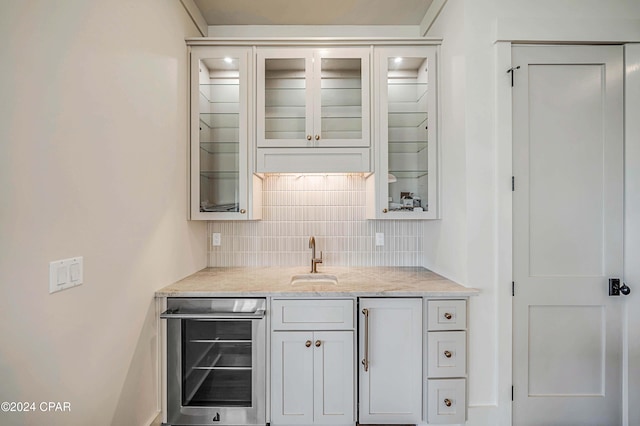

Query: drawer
<box><xmin>427</xmin><ymin>331</ymin><xmax>466</xmax><ymax>378</ymax></box>
<box><xmin>271</xmin><ymin>299</ymin><xmax>354</xmax><ymax>330</ymax></box>
<box><xmin>427</xmin><ymin>300</ymin><xmax>467</xmax><ymax>331</ymax></box>
<box><xmin>427</xmin><ymin>379</ymin><xmax>466</xmax><ymax>424</ymax></box>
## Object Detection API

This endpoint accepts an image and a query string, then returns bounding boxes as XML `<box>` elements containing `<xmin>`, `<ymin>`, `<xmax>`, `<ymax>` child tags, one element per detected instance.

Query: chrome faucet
<box><xmin>309</xmin><ymin>236</ymin><xmax>323</xmax><ymax>273</ymax></box>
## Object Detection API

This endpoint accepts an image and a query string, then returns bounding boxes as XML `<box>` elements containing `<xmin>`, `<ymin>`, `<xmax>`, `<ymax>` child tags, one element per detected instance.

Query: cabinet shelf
<box><xmin>199</xmin><ymin>92</ymin><xmax>240</xmax><ymax>105</ymax></box>
<box><xmin>388</xmin><ymin>170</ymin><xmax>429</xmax><ymax>179</ymax></box>
<box><xmin>388</xmin><ymin>141</ymin><xmax>428</xmax><ymax>153</ymax></box>
<box><xmin>200</xmin><ymin>171</ymin><xmax>240</xmax><ymax>180</ymax></box>
<box><xmin>387</xmin><ymin>82</ymin><xmax>428</xmax><ymax>103</ymax></box>
<box><xmin>199</xmin><ymin>113</ymin><xmax>239</xmax><ymax>129</ymax></box>
<box><xmin>388</xmin><ymin>112</ymin><xmax>428</xmax><ymax>128</ymax></box>
<box><xmin>200</xmin><ymin>142</ymin><xmax>239</xmax><ymax>154</ymax></box>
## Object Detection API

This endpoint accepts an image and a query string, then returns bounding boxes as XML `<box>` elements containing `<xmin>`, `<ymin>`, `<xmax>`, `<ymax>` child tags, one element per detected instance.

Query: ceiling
<box><xmin>192</xmin><ymin>0</ymin><xmax>435</xmax><ymax>26</ymax></box>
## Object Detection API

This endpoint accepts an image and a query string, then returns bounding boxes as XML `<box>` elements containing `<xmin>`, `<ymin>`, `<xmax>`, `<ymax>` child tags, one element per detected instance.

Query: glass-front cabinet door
<box><xmin>190</xmin><ymin>46</ymin><xmax>257</xmax><ymax>220</ymax></box>
<box><xmin>368</xmin><ymin>46</ymin><xmax>439</xmax><ymax>219</ymax></box>
<box><xmin>257</xmin><ymin>47</ymin><xmax>370</xmax><ymax>148</ymax></box>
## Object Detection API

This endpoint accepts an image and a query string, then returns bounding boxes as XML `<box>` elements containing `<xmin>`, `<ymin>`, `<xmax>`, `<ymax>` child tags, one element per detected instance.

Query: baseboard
<box><xmin>147</xmin><ymin>411</ymin><xmax>162</xmax><ymax>426</ymax></box>
<box><xmin>466</xmin><ymin>403</ymin><xmax>510</xmax><ymax>426</ymax></box>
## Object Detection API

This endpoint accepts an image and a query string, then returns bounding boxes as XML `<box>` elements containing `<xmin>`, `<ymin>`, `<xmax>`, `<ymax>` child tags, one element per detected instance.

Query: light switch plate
<box><xmin>212</xmin><ymin>233</ymin><xmax>221</xmax><ymax>246</ymax></box>
<box><xmin>49</xmin><ymin>257</ymin><xmax>83</xmax><ymax>294</ymax></box>
<box><xmin>375</xmin><ymin>232</ymin><xmax>384</xmax><ymax>246</ymax></box>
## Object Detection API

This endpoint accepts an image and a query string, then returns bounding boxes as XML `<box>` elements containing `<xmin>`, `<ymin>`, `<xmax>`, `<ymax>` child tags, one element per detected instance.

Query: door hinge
<box><xmin>512</xmin><ymin>281</ymin><xmax>515</xmax><ymax>296</ymax></box>
<box><xmin>512</xmin><ymin>385</ymin><xmax>514</xmax><ymax>401</ymax></box>
<box><xmin>507</xmin><ymin>66</ymin><xmax>520</xmax><ymax>87</ymax></box>
<box><xmin>512</xmin><ymin>176</ymin><xmax>515</xmax><ymax>191</ymax></box>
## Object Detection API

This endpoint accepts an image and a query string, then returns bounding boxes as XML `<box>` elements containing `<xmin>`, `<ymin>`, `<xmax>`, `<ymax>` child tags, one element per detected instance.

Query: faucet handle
<box><xmin>319</xmin><ymin>251</ymin><xmax>323</xmax><ymax>261</ymax></box>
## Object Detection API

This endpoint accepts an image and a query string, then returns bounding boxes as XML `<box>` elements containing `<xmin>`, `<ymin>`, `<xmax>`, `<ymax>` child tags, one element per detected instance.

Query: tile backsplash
<box><xmin>208</xmin><ymin>174</ymin><xmax>424</xmax><ymax>267</ymax></box>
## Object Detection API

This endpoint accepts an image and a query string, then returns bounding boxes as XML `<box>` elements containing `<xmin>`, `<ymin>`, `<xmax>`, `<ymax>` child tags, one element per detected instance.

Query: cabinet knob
<box><xmin>444</xmin><ymin>398</ymin><xmax>452</xmax><ymax>407</ymax></box>
<box><xmin>383</xmin><ymin>208</ymin><xmax>388</xmax><ymax>213</ymax></box>
<box><xmin>315</xmin><ymin>134</ymin><xmax>320</xmax><ymax>141</ymax></box>
<box><xmin>307</xmin><ymin>135</ymin><xmax>312</xmax><ymax>141</ymax></box>
<box><xmin>315</xmin><ymin>340</ymin><xmax>321</xmax><ymax>347</ymax></box>
<box><xmin>240</xmin><ymin>209</ymin><xmax>246</xmax><ymax>214</ymax></box>
<box><xmin>444</xmin><ymin>312</ymin><xmax>453</xmax><ymax>320</ymax></box>
<box><xmin>444</xmin><ymin>350</ymin><xmax>452</xmax><ymax>358</ymax></box>
<box><xmin>305</xmin><ymin>340</ymin><xmax>312</xmax><ymax>347</ymax></box>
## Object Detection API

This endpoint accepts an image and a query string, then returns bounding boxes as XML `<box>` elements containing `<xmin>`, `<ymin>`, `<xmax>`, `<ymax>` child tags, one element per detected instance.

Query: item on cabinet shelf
<box><xmin>200</xmin><ymin>202</ymin><xmax>239</xmax><ymax>212</ymax></box>
<box><xmin>388</xmin><ymin>173</ymin><xmax>397</xmax><ymax>183</ymax></box>
<box><xmin>413</xmin><ymin>196</ymin><xmax>422</xmax><ymax>208</ymax></box>
<box><xmin>402</xmin><ymin>192</ymin><xmax>414</xmax><ymax>209</ymax></box>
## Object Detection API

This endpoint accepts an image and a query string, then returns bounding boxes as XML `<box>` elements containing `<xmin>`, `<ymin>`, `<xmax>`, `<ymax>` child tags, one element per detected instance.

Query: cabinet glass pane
<box><xmin>387</xmin><ymin>56</ymin><xmax>429</xmax><ymax>212</ymax></box>
<box><xmin>199</xmin><ymin>57</ymin><xmax>240</xmax><ymax>213</ymax></box>
<box><xmin>321</xmin><ymin>58</ymin><xmax>362</xmax><ymax>140</ymax></box>
<box><xmin>264</xmin><ymin>58</ymin><xmax>307</xmax><ymax>140</ymax></box>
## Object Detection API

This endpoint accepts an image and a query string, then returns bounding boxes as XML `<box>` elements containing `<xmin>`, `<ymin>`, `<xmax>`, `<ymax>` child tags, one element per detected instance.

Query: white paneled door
<box><xmin>512</xmin><ymin>45</ymin><xmax>626</xmax><ymax>425</ymax></box>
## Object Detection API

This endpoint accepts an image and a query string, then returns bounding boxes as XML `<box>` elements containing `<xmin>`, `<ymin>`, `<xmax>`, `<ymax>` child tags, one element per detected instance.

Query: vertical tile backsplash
<box><xmin>208</xmin><ymin>174</ymin><xmax>424</xmax><ymax>267</ymax></box>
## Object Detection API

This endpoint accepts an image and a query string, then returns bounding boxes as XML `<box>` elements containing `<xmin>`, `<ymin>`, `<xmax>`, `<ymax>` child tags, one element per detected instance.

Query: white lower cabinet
<box><xmin>426</xmin><ymin>300</ymin><xmax>468</xmax><ymax>424</ymax></box>
<box><xmin>358</xmin><ymin>298</ymin><xmax>423</xmax><ymax>424</ymax></box>
<box><xmin>271</xmin><ymin>331</ymin><xmax>354</xmax><ymax>425</ymax></box>
<box><xmin>269</xmin><ymin>297</ymin><xmax>469</xmax><ymax>425</ymax></box>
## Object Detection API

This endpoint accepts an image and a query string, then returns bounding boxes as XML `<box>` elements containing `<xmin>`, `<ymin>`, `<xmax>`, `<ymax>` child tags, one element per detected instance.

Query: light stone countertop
<box><xmin>156</xmin><ymin>266</ymin><xmax>479</xmax><ymax>297</ymax></box>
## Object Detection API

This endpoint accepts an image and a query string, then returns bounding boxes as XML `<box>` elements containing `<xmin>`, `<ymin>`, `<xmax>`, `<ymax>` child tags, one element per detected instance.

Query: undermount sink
<box><xmin>290</xmin><ymin>274</ymin><xmax>338</xmax><ymax>286</ymax></box>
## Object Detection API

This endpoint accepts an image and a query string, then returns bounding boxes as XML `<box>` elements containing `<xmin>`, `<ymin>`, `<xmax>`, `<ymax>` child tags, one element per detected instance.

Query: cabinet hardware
<box><xmin>240</xmin><ymin>209</ymin><xmax>246</xmax><ymax>214</ymax></box>
<box><xmin>362</xmin><ymin>308</ymin><xmax>369</xmax><ymax>372</ymax></box>
<box><xmin>444</xmin><ymin>350</ymin><xmax>452</xmax><ymax>358</ymax></box>
<box><xmin>609</xmin><ymin>278</ymin><xmax>632</xmax><ymax>296</ymax></box>
<box><xmin>507</xmin><ymin>66</ymin><xmax>520</xmax><ymax>87</ymax></box>
<box><xmin>444</xmin><ymin>312</ymin><xmax>452</xmax><ymax>320</ymax></box>
<box><xmin>315</xmin><ymin>340</ymin><xmax>321</xmax><ymax>347</ymax></box>
<box><xmin>315</xmin><ymin>134</ymin><xmax>320</xmax><ymax>141</ymax></box>
<box><xmin>444</xmin><ymin>398</ymin><xmax>452</xmax><ymax>407</ymax></box>
<box><xmin>305</xmin><ymin>340</ymin><xmax>312</xmax><ymax>347</ymax></box>
<box><xmin>307</xmin><ymin>135</ymin><xmax>312</xmax><ymax>141</ymax></box>
<box><xmin>382</xmin><ymin>208</ymin><xmax>388</xmax><ymax>213</ymax></box>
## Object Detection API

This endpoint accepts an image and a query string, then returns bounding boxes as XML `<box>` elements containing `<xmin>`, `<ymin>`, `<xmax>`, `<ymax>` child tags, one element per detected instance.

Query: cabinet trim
<box><xmin>187</xmin><ymin>38</ymin><xmax>443</xmax><ymax>46</ymax></box>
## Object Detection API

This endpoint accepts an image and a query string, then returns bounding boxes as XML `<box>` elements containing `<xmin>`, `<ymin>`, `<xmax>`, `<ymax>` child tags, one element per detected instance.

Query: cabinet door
<box><xmin>313</xmin><ymin>331</ymin><xmax>355</xmax><ymax>424</ymax></box>
<box><xmin>359</xmin><ymin>298</ymin><xmax>422</xmax><ymax>424</ymax></box>
<box><xmin>367</xmin><ymin>46</ymin><xmax>439</xmax><ymax>219</ymax></box>
<box><xmin>257</xmin><ymin>48</ymin><xmax>314</xmax><ymax>148</ymax></box>
<box><xmin>314</xmin><ymin>48</ymin><xmax>370</xmax><ymax>148</ymax></box>
<box><xmin>190</xmin><ymin>46</ymin><xmax>256</xmax><ymax>220</ymax></box>
<box><xmin>271</xmin><ymin>332</ymin><xmax>314</xmax><ymax>425</ymax></box>
<box><xmin>257</xmin><ymin>47</ymin><xmax>370</xmax><ymax>149</ymax></box>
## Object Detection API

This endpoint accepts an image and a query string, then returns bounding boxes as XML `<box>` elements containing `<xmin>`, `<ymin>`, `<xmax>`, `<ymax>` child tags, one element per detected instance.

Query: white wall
<box><xmin>425</xmin><ymin>0</ymin><xmax>500</xmax><ymax>421</ymax></box>
<box><xmin>425</xmin><ymin>0</ymin><xmax>640</xmax><ymax>424</ymax></box>
<box><xmin>0</xmin><ymin>1</ymin><xmax>206</xmax><ymax>425</ymax></box>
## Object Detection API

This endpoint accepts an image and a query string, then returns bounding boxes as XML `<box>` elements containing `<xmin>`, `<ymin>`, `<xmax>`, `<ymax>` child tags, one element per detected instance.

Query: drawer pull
<box><xmin>444</xmin><ymin>398</ymin><xmax>452</xmax><ymax>407</ymax></box>
<box><xmin>444</xmin><ymin>350</ymin><xmax>452</xmax><ymax>358</ymax></box>
<box><xmin>444</xmin><ymin>312</ymin><xmax>453</xmax><ymax>320</ymax></box>
<box><xmin>315</xmin><ymin>340</ymin><xmax>321</xmax><ymax>347</ymax></box>
<box><xmin>305</xmin><ymin>340</ymin><xmax>312</xmax><ymax>347</ymax></box>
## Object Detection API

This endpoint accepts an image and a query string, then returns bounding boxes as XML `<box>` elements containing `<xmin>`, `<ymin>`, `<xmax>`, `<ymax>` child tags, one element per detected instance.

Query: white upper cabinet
<box><xmin>189</xmin><ymin>45</ymin><xmax>262</xmax><ymax>220</ymax></box>
<box><xmin>367</xmin><ymin>46</ymin><xmax>439</xmax><ymax>219</ymax></box>
<box><xmin>256</xmin><ymin>47</ymin><xmax>371</xmax><ymax>173</ymax></box>
<box><xmin>257</xmin><ymin>47</ymin><xmax>370</xmax><ymax>148</ymax></box>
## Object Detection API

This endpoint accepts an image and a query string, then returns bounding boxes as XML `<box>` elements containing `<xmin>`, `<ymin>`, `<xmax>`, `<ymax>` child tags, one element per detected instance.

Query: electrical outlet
<box><xmin>375</xmin><ymin>232</ymin><xmax>384</xmax><ymax>246</ymax></box>
<box><xmin>212</xmin><ymin>233</ymin><xmax>221</xmax><ymax>247</ymax></box>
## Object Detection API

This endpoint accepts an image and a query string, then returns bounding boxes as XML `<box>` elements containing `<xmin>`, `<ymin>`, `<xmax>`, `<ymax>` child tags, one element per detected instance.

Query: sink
<box><xmin>290</xmin><ymin>274</ymin><xmax>338</xmax><ymax>286</ymax></box>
